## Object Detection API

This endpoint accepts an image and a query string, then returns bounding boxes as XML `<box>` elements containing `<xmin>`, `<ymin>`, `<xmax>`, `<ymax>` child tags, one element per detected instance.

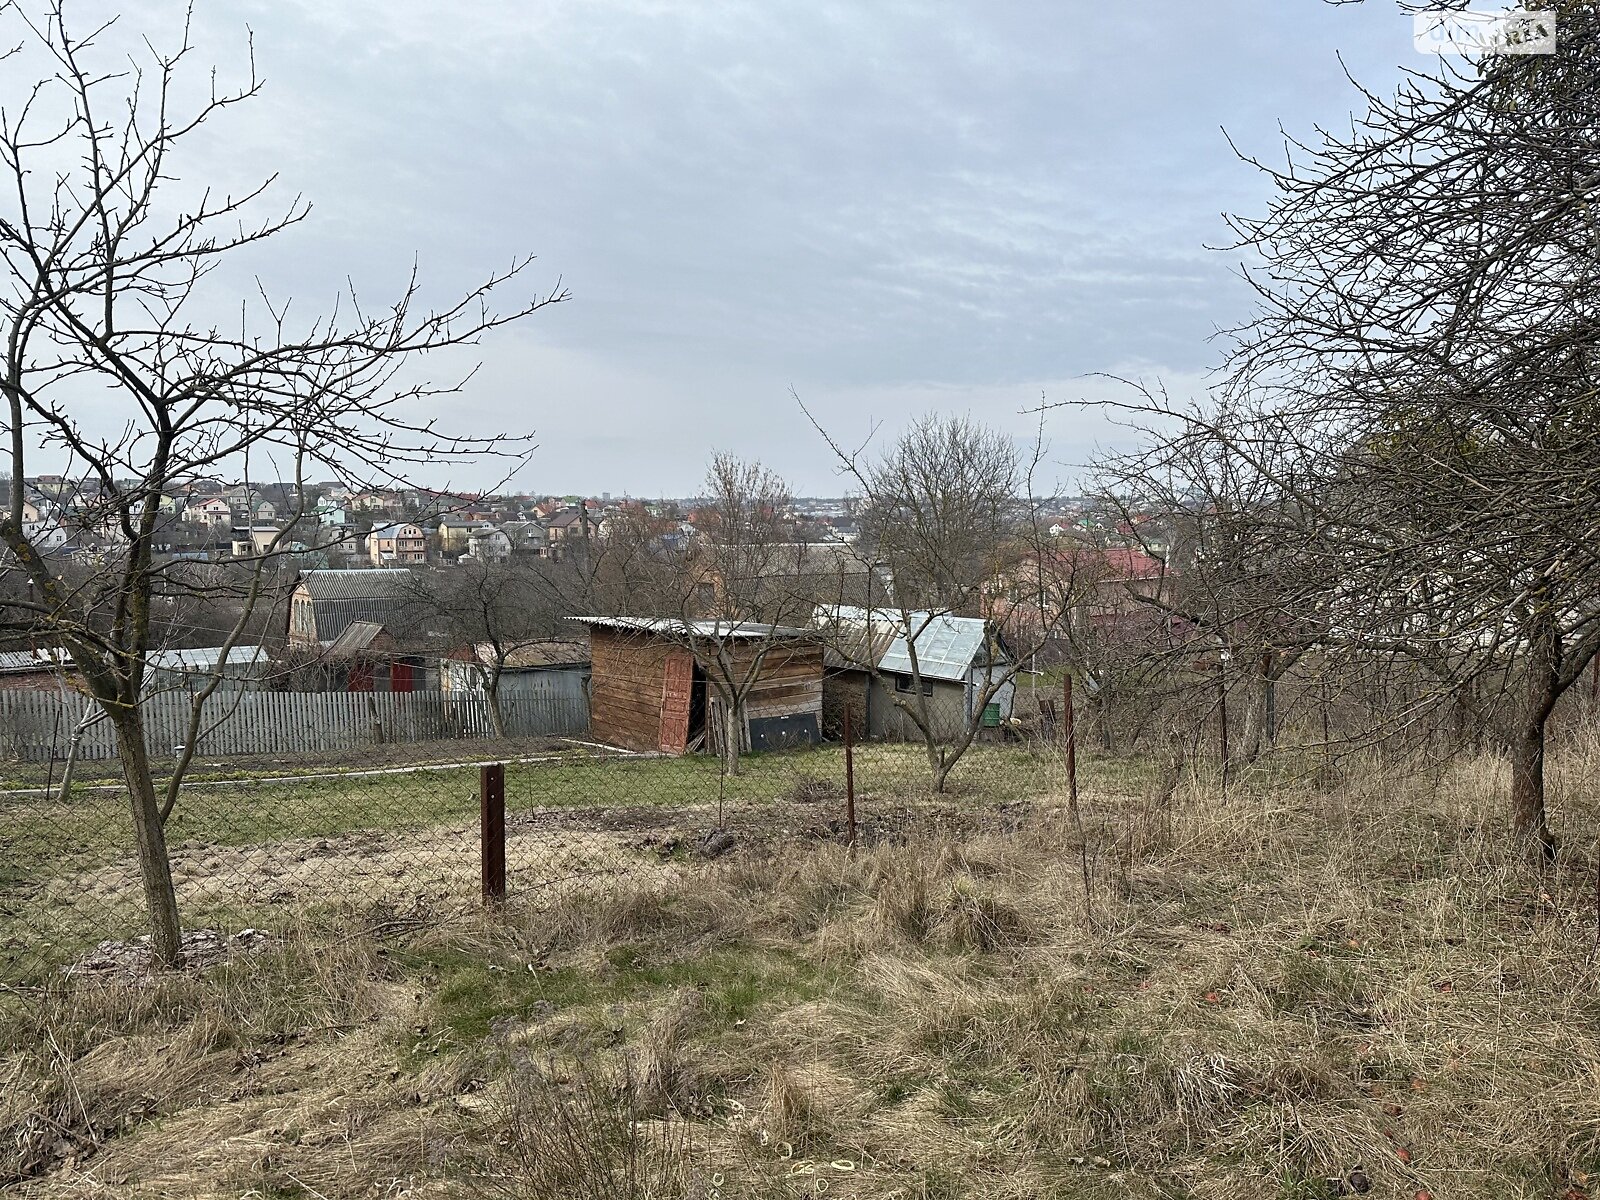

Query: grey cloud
<box><xmin>43</xmin><ymin>0</ymin><xmax>1416</xmax><ymax>492</ymax></box>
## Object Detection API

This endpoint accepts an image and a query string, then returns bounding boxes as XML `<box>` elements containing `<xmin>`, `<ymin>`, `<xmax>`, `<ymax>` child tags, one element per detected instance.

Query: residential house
<box><xmin>350</xmin><ymin>490</ymin><xmax>403</xmax><ymax>515</ymax></box>
<box><xmin>545</xmin><ymin>508</ymin><xmax>591</xmax><ymax>557</ymax></box>
<box><xmin>463</xmin><ymin>525</ymin><xmax>512</xmax><ymax>565</ymax></box>
<box><xmin>500</xmin><ymin>520</ymin><xmax>549</xmax><ymax>559</ymax></box>
<box><xmin>19</xmin><ymin>500</ymin><xmax>68</xmax><ymax>553</ymax></box>
<box><xmin>435</xmin><ymin>515</ymin><xmax>483</xmax><ymax>556</ymax></box>
<box><xmin>230</xmin><ymin>525</ymin><xmax>284</xmax><ymax>557</ymax></box>
<box><xmin>368</xmin><ymin>522</ymin><xmax>427</xmax><ymax>566</ymax></box>
<box><xmin>987</xmin><ymin>544</ymin><xmax>1172</xmax><ymax>656</ymax></box>
<box><xmin>184</xmin><ymin>496</ymin><xmax>233</xmax><ymax>527</ymax></box>
<box><xmin>697</xmin><ymin>541</ymin><xmax>893</xmax><ymax>621</ymax></box>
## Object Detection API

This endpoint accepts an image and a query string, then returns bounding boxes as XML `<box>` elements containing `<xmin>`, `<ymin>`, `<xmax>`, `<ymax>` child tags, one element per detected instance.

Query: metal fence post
<box><xmin>480</xmin><ymin>762</ymin><xmax>506</xmax><ymax>904</ymax></box>
<box><xmin>1217</xmin><ymin>656</ymin><xmax>1230</xmax><ymax>783</ymax></box>
<box><xmin>1064</xmin><ymin>672</ymin><xmax>1078</xmax><ymax>808</ymax></box>
<box><xmin>843</xmin><ymin>703</ymin><xmax>857</xmax><ymax>847</ymax></box>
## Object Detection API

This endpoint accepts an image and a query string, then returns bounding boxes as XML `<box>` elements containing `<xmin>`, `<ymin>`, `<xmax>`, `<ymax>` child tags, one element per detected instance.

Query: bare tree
<box><xmin>1081</xmin><ymin>385</ymin><xmax>1334</xmax><ymax>768</ymax></box>
<box><xmin>1069</xmin><ymin>10</ymin><xmax>1600</xmax><ymax>853</ymax></box>
<box><xmin>668</xmin><ymin>453</ymin><xmax>808</xmax><ymax>777</ymax></box>
<box><xmin>0</xmin><ymin>3</ymin><xmax>564</xmax><ymax>963</ymax></box>
<box><xmin>806</xmin><ymin>411</ymin><xmax>1077</xmax><ymax>791</ymax></box>
<box><xmin>420</xmin><ymin>560</ymin><xmax>566</xmax><ymax>737</ymax></box>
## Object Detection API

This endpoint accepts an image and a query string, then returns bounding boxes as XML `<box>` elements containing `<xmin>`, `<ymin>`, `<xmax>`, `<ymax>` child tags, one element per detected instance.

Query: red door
<box><xmin>390</xmin><ymin>660</ymin><xmax>415</xmax><ymax>693</ymax></box>
<box><xmin>659</xmin><ymin>652</ymin><xmax>693</xmax><ymax>754</ymax></box>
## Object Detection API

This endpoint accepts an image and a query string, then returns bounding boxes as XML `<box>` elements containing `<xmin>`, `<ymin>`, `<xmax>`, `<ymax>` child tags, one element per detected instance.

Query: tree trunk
<box><xmin>56</xmin><ymin>736</ymin><xmax>80</xmax><ymax>805</ymax></box>
<box><xmin>1237</xmin><ymin>669</ymin><xmax>1272</xmax><ymax>766</ymax></box>
<box><xmin>56</xmin><ymin>708</ymin><xmax>96</xmax><ymax>804</ymax></box>
<box><xmin>1092</xmin><ymin>690</ymin><xmax>1114</xmax><ymax>753</ymax></box>
<box><xmin>1237</xmin><ymin>690</ymin><xmax>1263</xmax><ymax>766</ymax></box>
<box><xmin>108</xmin><ymin>704</ymin><xmax>183</xmax><ymax>966</ymax></box>
<box><xmin>1508</xmin><ymin>713</ymin><xmax>1554</xmax><ymax>858</ymax></box>
<box><xmin>722</xmin><ymin>699</ymin><xmax>742</xmax><ymax>777</ymax></box>
<box><xmin>1503</xmin><ymin>626</ymin><xmax>1562</xmax><ymax>859</ymax></box>
<box><xmin>486</xmin><ymin>681</ymin><xmax>507</xmax><ymax>739</ymax></box>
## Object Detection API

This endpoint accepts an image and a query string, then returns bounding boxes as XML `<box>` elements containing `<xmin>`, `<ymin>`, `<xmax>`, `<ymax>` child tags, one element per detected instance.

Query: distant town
<box><xmin>8</xmin><ymin>475</ymin><xmax>1138</xmax><ymax>570</ymax></box>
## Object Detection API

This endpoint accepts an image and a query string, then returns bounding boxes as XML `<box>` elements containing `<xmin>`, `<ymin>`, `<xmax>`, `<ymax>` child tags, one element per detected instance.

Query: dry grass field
<box><xmin>6</xmin><ymin>737</ymin><xmax>1600</xmax><ymax>1198</ymax></box>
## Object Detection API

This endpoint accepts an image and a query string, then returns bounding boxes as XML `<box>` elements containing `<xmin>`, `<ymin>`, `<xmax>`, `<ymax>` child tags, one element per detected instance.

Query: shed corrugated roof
<box><xmin>489</xmin><ymin>639</ymin><xmax>590</xmax><ymax>669</ymax></box>
<box><xmin>814</xmin><ymin>606</ymin><xmax>997</xmax><ymax>683</ymax></box>
<box><xmin>571</xmin><ymin>616</ymin><xmax>813</xmax><ymax>640</ymax></box>
<box><xmin>0</xmin><ymin>646</ymin><xmax>73</xmax><ymax>675</ymax></box>
<box><xmin>324</xmin><ymin>621</ymin><xmax>387</xmax><ymax>658</ymax></box>
<box><xmin>879</xmin><ymin>615</ymin><xmax>992</xmax><ymax>683</ymax></box>
<box><xmin>145</xmin><ymin>645</ymin><xmax>266</xmax><ymax>672</ymax></box>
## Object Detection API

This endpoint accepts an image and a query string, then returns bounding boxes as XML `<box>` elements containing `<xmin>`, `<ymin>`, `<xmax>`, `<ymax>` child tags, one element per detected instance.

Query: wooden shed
<box><xmin>572</xmin><ymin>617</ymin><xmax>824</xmax><ymax>755</ymax></box>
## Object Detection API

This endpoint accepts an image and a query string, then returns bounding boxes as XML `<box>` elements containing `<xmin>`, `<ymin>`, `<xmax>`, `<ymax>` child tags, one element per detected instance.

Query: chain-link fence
<box><xmin>0</xmin><ymin>710</ymin><xmax>1079</xmax><ymax>987</ymax></box>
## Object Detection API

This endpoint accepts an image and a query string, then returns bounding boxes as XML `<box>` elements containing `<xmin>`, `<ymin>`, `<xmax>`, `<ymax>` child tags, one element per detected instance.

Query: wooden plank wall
<box><xmin>735</xmin><ymin>642</ymin><xmax>824</xmax><ymax>721</ymax></box>
<box><xmin>586</xmin><ymin>628</ymin><xmax>675</xmax><ymax>752</ymax></box>
<box><xmin>586</xmin><ymin>630</ymin><xmax>825</xmax><ymax>754</ymax></box>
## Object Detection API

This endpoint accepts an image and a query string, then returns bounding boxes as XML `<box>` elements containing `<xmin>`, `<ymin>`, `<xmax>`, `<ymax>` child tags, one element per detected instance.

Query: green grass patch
<box><xmin>401</xmin><ymin>939</ymin><xmax>835</xmax><ymax>1057</ymax></box>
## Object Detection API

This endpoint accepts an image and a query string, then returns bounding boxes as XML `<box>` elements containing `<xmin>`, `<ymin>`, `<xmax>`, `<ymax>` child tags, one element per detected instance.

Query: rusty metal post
<box><xmin>480</xmin><ymin>762</ymin><xmax>506</xmax><ymax>904</ymax></box>
<box><xmin>843</xmin><ymin>704</ymin><xmax>857</xmax><ymax>847</ymax></box>
<box><xmin>1217</xmin><ymin>657</ymin><xmax>1229</xmax><ymax>771</ymax></box>
<box><xmin>1064</xmin><ymin>672</ymin><xmax>1078</xmax><ymax>809</ymax></box>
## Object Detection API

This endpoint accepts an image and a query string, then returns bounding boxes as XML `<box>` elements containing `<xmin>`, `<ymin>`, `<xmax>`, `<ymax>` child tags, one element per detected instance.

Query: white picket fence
<box><xmin>0</xmin><ymin>687</ymin><xmax>590</xmax><ymax>762</ymax></box>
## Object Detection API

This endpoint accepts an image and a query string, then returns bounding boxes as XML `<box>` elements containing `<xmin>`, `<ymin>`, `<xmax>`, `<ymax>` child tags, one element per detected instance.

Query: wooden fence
<box><xmin>0</xmin><ymin>687</ymin><xmax>590</xmax><ymax>763</ymax></box>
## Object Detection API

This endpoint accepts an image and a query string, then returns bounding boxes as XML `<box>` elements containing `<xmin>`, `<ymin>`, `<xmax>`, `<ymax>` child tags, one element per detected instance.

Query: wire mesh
<box><xmin>0</xmin><ymin>699</ymin><xmax>1077</xmax><ymax>987</ymax></box>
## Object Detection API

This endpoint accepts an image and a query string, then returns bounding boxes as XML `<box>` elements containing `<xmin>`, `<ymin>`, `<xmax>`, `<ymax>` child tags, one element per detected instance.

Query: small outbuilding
<box><xmin>287</xmin><ymin>568</ymin><xmax>418</xmax><ymax>647</ymax></box>
<box><xmin>813</xmin><ymin>606</ymin><xmax>1015</xmax><ymax>741</ymax></box>
<box><xmin>143</xmin><ymin>645</ymin><xmax>271</xmax><ymax>692</ymax></box>
<box><xmin>441</xmin><ymin>639</ymin><xmax>591</xmax><ymax>706</ymax></box>
<box><xmin>571</xmin><ymin>616</ymin><xmax>823</xmax><ymax>755</ymax></box>
<box><xmin>283</xmin><ymin>620</ymin><xmax>430</xmax><ymax>693</ymax></box>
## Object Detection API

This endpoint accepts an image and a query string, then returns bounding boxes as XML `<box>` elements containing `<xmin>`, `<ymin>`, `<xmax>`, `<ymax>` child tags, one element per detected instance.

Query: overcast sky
<box><xmin>53</xmin><ymin>1</ymin><xmax>1425</xmax><ymax>496</ymax></box>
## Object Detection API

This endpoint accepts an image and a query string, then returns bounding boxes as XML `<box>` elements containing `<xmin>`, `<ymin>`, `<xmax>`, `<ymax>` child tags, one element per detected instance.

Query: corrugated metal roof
<box><xmin>490</xmin><ymin>639</ymin><xmax>590</xmax><ymax>669</ymax></box>
<box><xmin>817</xmin><ymin>620</ymin><xmax>899</xmax><ymax>672</ymax></box>
<box><xmin>571</xmin><ymin>616</ymin><xmax>813</xmax><ymax>640</ymax></box>
<box><xmin>879</xmin><ymin>614</ymin><xmax>991</xmax><ymax>683</ymax></box>
<box><xmin>145</xmin><ymin>645</ymin><xmax>267</xmax><ymax>672</ymax></box>
<box><xmin>324</xmin><ymin>621</ymin><xmax>387</xmax><ymax>657</ymax></box>
<box><xmin>295</xmin><ymin>569</ymin><xmax>417</xmax><ymax>644</ymax></box>
<box><xmin>0</xmin><ymin>646</ymin><xmax>73</xmax><ymax>675</ymax></box>
<box><xmin>295</xmin><ymin>568</ymin><xmax>413</xmax><ymax>600</ymax></box>
<box><xmin>814</xmin><ymin>606</ymin><xmax>997</xmax><ymax>682</ymax></box>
